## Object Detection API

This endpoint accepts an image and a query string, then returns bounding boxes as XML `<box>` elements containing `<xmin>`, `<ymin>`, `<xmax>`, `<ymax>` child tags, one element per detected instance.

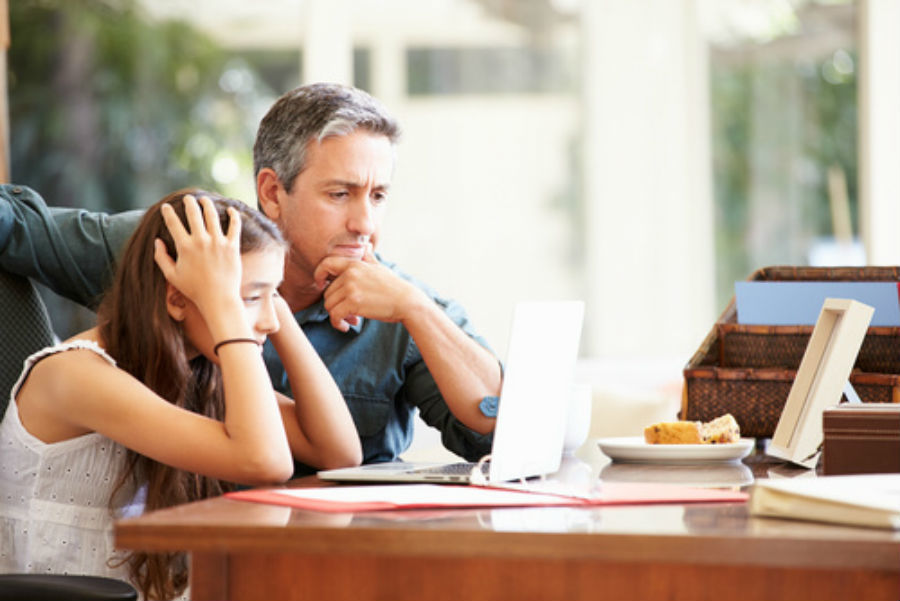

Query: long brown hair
<box><xmin>97</xmin><ymin>189</ymin><xmax>285</xmax><ymax>600</ymax></box>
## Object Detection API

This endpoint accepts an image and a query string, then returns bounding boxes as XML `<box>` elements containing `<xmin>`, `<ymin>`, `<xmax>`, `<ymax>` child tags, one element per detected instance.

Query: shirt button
<box><xmin>12</xmin><ymin>187</ymin><xmax>22</xmax><ymax>194</ymax></box>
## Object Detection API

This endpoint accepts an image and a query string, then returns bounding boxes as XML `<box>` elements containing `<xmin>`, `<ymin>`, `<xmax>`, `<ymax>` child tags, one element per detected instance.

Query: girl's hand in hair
<box><xmin>153</xmin><ymin>194</ymin><xmax>244</xmax><ymax>318</ymax></box>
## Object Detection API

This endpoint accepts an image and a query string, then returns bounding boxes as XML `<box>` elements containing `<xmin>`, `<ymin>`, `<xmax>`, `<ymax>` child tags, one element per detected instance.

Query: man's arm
<box><xmin>401</xmin><ymin>356</ymin><xmax>495</xmax><ymax>462</ymax></box>
<box><xmin>398</xmin><ymin>298</ymin><xmax>500</xmax><ymax>434</ymax></box>
<box><xmin>314</xmin><ymin>250</ymin><xmax>502</xmax><ymax>435</ymax></box>
<box><xmin>0</xmin><ymin>184</ymin><xmax>141</xmax><ymax>308</ymax></box>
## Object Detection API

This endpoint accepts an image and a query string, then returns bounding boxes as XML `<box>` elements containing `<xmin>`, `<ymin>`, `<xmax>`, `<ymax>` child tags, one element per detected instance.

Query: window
<box><xmin>708</xmin><ymin>0</ymin><xmax>858</xmax><ymax>309</ymax></box>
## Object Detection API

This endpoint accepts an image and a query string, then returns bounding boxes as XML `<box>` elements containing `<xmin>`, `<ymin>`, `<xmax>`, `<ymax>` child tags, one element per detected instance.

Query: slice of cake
<box><xmin>700</xmin><ymin>413</ymin><xmax>741</xmax><ymax>444</ymax></box>
<box><xmin>643</xmin><ymin>420</ymin><xmax>704</xmax><ymax>444</ymax></box>
<box><xmin>644</xmin><ymin>413</ymin><xmax>740</xmax><ymax>444</ymax></box>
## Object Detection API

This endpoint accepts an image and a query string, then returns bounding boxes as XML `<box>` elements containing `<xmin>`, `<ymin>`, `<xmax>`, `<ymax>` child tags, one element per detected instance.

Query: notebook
<box><xmin>317</xmin><ymin>300</ymin><xmax>585</xmax><ymax>485</ymax></box>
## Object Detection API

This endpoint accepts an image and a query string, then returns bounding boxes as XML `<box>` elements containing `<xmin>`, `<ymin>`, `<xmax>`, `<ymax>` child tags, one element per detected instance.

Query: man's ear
<box><xmin>257</xmin><ymin>168</ymin><xmax>284</xmax><ymax>222</ymax></box>
<box><xmin>165</xmin><ymin>283</ymin><xmax>188</xmax><ymax>321</ymax></box>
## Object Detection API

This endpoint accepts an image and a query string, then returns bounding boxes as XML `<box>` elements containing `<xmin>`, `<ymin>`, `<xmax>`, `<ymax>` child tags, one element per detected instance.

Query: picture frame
<box><xmin>767</xmin><ymin>298</ymin><xmax>875</xmax><ymax>468</ymax></box>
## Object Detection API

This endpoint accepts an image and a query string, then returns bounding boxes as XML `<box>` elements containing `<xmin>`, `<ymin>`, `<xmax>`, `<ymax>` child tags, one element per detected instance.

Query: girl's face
<box><xmin>180</xmin><ymin>246</ymin><xmax>286</xmax><ymax>361</ymax></box>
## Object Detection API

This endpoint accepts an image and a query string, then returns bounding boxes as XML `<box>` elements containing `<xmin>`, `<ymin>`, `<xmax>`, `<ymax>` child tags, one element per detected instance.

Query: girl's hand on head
<box><xmin>153</xmin><ymin>194</ymin><xmax>243</xmax><ymax>314</ymax></box>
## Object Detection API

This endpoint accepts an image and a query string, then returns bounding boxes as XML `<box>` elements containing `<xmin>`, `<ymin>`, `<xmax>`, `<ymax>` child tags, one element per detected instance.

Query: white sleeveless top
<box><xmin>0</xmin><ymin>341</ymin><xmax>143</xmax><ymax>583</ymax></box>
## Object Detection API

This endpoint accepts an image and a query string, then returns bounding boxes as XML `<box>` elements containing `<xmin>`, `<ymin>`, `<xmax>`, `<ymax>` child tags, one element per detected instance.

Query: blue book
<box><xmin>735</xmin><ymin>281</ymin><xmax>900</xmax><ymax>326</ymax></box>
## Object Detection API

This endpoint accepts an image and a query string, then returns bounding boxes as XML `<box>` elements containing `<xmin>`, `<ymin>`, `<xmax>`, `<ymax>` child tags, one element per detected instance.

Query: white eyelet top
<box><xmin>0</xmin><ymin>341</ymin><xmax>144</xmax><ymax>586</ymax></box>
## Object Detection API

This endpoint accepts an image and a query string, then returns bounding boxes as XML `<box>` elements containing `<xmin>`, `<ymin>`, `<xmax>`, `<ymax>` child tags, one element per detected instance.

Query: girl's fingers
<box><xmin>152</xmin><ymin>238</ymin><xmax>176</xmax><ymax>281</ymax></box>
<box><xmin>225</xmin><ymin>206</ymin><xmax>241</xmax><ymax>244</ymax></box>
<box><xmin>198</xmin><ymin>195</ymin><xmax>224</xmax><ymax>238</ymax></box>
<box><xmin>182</xmin><ymin>193</ymin><xmax>208</xmax><ymax>238</ymax></box>
<box><xmin>159</xmin><ymin>202</ymin><xmax>189</xmax><ymax>244</ymax></box>
<box><xmin>163</xmin><ymin>195</ymin><xmax>236</xmax><ymax>247</ymax></box>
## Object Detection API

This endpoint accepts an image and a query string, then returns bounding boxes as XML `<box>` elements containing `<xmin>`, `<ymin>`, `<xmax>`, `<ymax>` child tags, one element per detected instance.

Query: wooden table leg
<box><xmin>190</xmin><ymin>551</ymin><xmax>228</xmax><ymax>601</ymax></box>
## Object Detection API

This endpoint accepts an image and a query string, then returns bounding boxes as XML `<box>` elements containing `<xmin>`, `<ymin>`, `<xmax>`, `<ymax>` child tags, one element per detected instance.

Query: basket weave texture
<box><xmin>682</xmin><ymin>266</ymin><xmax>900</xmax><ymax>438</ymax></box>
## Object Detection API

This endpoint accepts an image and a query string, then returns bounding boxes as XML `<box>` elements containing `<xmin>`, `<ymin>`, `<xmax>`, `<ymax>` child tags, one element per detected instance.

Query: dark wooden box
<box><xmin>822</xmin><ymin>404</ymin><xmax>900</xmax><ymax>475</ymax></box>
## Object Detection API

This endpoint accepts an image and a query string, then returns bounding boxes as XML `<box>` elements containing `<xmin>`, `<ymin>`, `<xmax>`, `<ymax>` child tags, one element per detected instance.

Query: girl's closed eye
<box><xmin>243</xmin><ymin>287</ymin><xmax>281</xmax><ymax>306</ymax></box>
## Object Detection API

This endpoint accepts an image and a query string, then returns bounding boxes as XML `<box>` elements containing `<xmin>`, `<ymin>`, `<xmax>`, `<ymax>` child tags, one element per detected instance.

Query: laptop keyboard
<box><xmin>407</xmin><ymin>462</ymin><xmax>488</xmax><ymax>477</ymax></box>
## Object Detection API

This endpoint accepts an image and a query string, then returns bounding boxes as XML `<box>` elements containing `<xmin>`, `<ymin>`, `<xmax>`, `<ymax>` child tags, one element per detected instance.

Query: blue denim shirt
<box><xmin>0</xmin><ymin>184</ymin><xmax>495</xmax><ymax>471</ymax></box>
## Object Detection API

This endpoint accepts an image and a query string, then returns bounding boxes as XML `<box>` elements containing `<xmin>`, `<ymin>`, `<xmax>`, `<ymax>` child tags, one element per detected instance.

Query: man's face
<box><xmin>276</xmin><ymin>130</ymin><xmax>394</xmax><ymax>283</ymax></box>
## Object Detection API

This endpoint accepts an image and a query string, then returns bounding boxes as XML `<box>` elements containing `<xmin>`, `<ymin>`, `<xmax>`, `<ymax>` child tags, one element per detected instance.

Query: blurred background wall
<box><xmin>6</xmin><ymin>0</ymin><xmax>899</xmax><ymax>442</ymax></box>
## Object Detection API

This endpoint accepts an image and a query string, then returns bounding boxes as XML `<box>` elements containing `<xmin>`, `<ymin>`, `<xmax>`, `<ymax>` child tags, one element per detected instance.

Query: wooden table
<box><xmin>115</xmin><ymin>452</ymin><xmax>900</xmax><ymax>601</ymax></box>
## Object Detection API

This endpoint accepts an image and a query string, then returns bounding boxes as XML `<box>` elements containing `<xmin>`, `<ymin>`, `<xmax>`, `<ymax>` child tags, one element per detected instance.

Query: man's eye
<box><xmin>372</xmin><ymin>192</ymin><xmax>388</xmax><ymax>204</ymax></box>
<box><xmin>329</xmin><ymin>191</ymin><xmax>349</xmax><ymax>200</ymax></box>
<box><xmin>243</xmin><ymin>296</ymin><xmax>262</xmax><ymax>304</ymax></box>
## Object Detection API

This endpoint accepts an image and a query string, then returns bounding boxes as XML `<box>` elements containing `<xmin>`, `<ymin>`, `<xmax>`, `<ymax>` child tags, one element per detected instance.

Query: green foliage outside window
<box><xmin>710</xmin><ymin>46</ymin><xmax>857</xmax><ymax>310</ymax></box>
<box><xmin>8</xmin><ymin>0</ymin><xmax>277</xmax><ymax>211</ymax></box>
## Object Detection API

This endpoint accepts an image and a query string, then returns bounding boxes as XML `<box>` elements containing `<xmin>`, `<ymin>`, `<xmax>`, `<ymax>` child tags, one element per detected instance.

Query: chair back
<box><xmin>0</xmin><ymin>574</ymin><xmax>138</xmax><ymax>601</ymax></box>
<box><xmin>0</xmin><ymin>270</ymin><xmax>55</xmax><ymax>418</ymax></box>
<box><xmin>0</xmin><ymin>274</ymin><xmax>138</xmax><ymax>599</ymax></box>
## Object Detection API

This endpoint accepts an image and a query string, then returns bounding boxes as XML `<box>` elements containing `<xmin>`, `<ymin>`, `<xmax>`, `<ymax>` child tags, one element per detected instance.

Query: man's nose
<box><xmin>347</xmin><ymin>197</ymin><xmax>375</xmax><ymax>236</ymax></box>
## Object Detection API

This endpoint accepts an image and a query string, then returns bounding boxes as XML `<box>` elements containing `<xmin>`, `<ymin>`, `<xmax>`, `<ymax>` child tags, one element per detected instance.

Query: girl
<box><xmin>0</xmin><ymin>191</ymin><xmax>361</xmax><ymax>600</ymax></box>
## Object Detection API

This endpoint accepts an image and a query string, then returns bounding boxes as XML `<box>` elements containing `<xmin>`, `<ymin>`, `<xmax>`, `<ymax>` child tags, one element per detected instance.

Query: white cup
<box><xmin>563</xmin><ymin>383</ymin><xmax>592</xmax><ymax>454</ymax></box>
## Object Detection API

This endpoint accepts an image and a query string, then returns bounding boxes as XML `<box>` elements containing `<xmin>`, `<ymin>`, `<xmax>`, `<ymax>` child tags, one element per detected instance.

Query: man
<box><xmin>0</xmin><ymin>83</ymin><xmax>501</xmax><ymax>472</ymax></box>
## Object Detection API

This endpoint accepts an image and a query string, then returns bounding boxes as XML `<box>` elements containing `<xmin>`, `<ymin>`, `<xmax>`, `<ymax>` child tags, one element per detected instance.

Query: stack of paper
<box><xmin>750</xmin><ymin>474</ymin><xmax>900</xmax><ymax>530</ymax></box>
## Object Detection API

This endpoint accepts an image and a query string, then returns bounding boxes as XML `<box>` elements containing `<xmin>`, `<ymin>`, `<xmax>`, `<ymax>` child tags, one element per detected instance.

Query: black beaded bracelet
<box><xmin>213</xmin><ymin>337</ymin><xmax>261</xmax><ymax>356</ymax></box>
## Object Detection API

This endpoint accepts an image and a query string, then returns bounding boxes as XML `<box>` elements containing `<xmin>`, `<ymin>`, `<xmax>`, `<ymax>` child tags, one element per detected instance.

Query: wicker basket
<box><xmin>681</xmin><ymin>266</ymin><xmax>900</xmax><ymax>438</ymax></box>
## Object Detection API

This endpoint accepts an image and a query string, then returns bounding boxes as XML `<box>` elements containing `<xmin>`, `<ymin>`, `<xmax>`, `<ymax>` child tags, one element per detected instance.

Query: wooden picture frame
<box><xmin>767</xmin><ymin>298</ymin><xmax>874</xmax><ymax>468</ymax></box>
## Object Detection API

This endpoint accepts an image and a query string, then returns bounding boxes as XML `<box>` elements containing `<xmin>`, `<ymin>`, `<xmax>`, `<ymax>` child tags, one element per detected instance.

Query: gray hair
<box><xmin>253</xmin><ymin>83</ymin><xmax>401</xmax><ymax>193</ymax></box>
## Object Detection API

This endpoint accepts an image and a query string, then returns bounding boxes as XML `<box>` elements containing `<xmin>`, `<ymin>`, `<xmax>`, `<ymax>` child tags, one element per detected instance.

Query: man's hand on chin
<box><xmin>313</xmin><ymin>245</ymin><xmax>426</xmax><ymax>332</ymax></box>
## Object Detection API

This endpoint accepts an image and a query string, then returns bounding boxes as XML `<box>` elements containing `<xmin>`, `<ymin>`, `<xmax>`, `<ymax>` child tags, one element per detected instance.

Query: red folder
<box><xmin>226</xmin><ymin>483</ymin><xmax>747</xmax><ymax>514</ymax></box>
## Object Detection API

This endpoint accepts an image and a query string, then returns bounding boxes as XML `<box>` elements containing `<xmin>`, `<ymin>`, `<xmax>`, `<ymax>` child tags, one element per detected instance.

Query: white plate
<box><xmin>599</xmin><ymin>462</ymin><xmax>754</xmax><ymax>488</ymax></box>
<box><xmin>596</xmin><ymin>437</ymin><xmax>755</xmax><ymax>464</ymax></box>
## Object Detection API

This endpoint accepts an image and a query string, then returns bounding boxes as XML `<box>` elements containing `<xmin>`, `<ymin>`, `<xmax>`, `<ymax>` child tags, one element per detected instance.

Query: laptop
<box><xmin>317</xmin><ymin>300</ymin><xmax>585</xmax><ymax>485</ymax></box>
